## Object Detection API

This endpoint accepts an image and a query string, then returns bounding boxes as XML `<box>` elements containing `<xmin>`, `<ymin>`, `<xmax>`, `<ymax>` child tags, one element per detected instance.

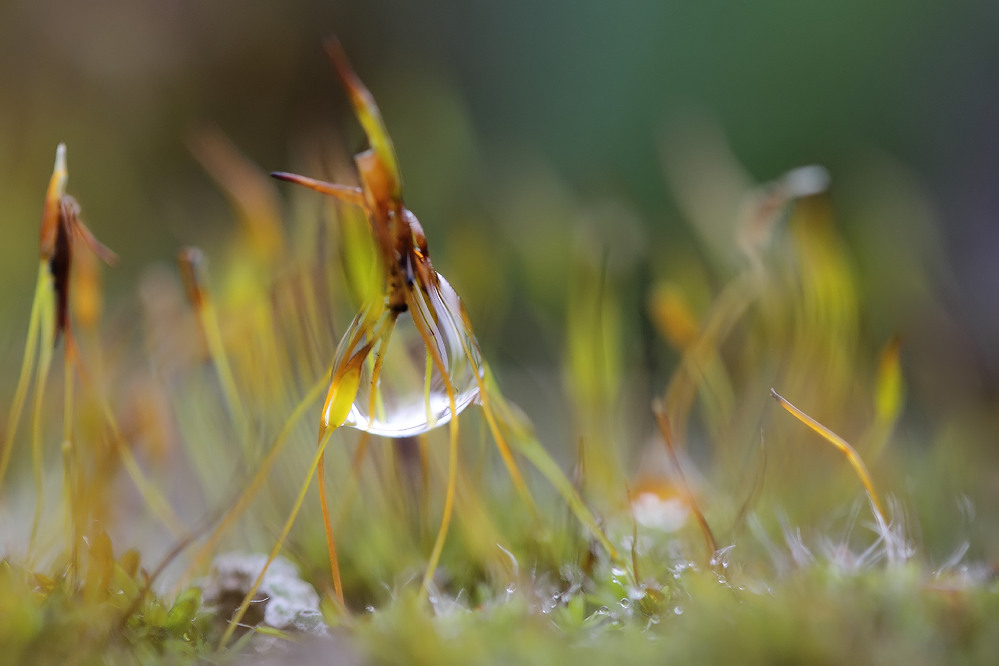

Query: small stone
<box><xmin>200</xmin><ymin>552</ymin><xmax>326</xmax><ymax>637</ymax></box>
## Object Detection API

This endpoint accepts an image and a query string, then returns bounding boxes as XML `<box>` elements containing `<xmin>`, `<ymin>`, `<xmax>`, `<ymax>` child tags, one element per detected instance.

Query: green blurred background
<box><xmin>2</xmin><ymin>0</ymin><xmax>996</xmax><ymax>349</ymax></box>
<box><xmin>1</xmin><ymin>1</ymin><xmax>996</xmax><ymax>521</ymax></box>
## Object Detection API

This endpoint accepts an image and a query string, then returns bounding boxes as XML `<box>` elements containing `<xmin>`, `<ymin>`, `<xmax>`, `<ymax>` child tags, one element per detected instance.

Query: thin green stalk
<box><xmin>175</xmin><ymin>371</ymin><xmax>327</xmax><ymax>594</ymax></box>
<box><xmin>218</xmin><ymin>426</ymin><xmax>334</xmax><ymax>650</ymax></box>
<box><xmin>62</xmin><ymin>334</ymin><xmax>79</xmax><ymax>580</ymax></box>
<box><xmin>407</xmin><ymin>287</ymin><xmax>460</xmax><ymax>597</ymax></box>
<box><xmin>771</xmin><ymin>387</ymin><xmax>887</xmax><ymax>524</ymax></box>
<box><xmin>28</xmin><ymin>268</ymin><xmax>56</xmax><ymax>555</ymax></box>
<box><xmin>0</xmin><ymin>263</ymin><xmax>47</xmax><ymax>490</ymax></box>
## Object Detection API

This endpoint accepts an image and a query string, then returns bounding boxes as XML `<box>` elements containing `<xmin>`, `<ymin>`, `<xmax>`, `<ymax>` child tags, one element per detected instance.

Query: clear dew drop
<box><xmin>331</xmin><ymin>273</ymin><xmax>483</xmax><ymax>437</ymax></box>
<box><xmin>584</xmin><ymin>605</ymin><xmax>611</xmax><ymax>623</ymax></box>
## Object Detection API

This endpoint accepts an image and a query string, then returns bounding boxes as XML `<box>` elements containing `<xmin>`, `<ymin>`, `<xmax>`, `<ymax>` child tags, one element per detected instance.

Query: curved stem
<box><xmin>422</xmin><ymin>402</ymin><xmax>458</xmax><ymax>596</ymax></box>
<box><xmin>771</xmin><ymin>388</ymin><xmax>887</xmax><ymax>524</ymax></box>
<box><xmin>175</xmin><ymin>372</ymin><xmax>327</xmax><ymax>594</ymax></box>
<box><xmin>218</xmin><ymin>426</ymin><xmax>334</xmax><ymax>650</ymax></box>
<box><xmin>406</xmin><ymin>287</ymin><xmax>459</xmax><ymax>597</ymax></box>
<box><xmin>317</xmin><ymin>449</ymin><xmax>345</xmax><ymax>606</ymax></box>
<box><xmin>28</xmin><ymin>271</ymin><xmax>55</xmax><ymax>556</ymax></box>
<box><xmin>0</xmin><ymin>263</ymin><xmax>47</xmax><ymax>491</ymax></box>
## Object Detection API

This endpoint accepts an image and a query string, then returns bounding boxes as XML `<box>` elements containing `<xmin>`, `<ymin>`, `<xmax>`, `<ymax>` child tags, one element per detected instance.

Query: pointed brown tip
<box><xmin>323</xmin><ymin>36</ymin><xmax>354</xmax><ymax>87</ymax></box>
<box><xmin>177</xmin><ymin>246</ymin><xmax>208</xmax><ymax>309</ymax></box>
<box><xmin>271</xmin><ymin>171</ymin><xmax>365</xmax><ymax>205</ymax></box>
<box><xmin>322</xmin><ymin>36</ymin><xmax>376</xmax><ymax>124</ymax></box>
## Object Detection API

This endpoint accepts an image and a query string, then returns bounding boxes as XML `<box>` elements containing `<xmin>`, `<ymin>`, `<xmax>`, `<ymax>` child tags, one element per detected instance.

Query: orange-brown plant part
<box><xmin>38</xmin><ymin>145</ymin><xmax>118</xmax><ymax>341</ymax></box>
<box><xmin>265</xmin><ymin>40</ymin><xmax>483</xmax><ymax>617</ymax></box>
<box><xmin>770</xmin><ymin>387</ymin><xmax>887</xmax><ymax>523</ymax></box>
<box><xmin>219</xmin><ymin>40</ymin><xmax>620</xmax><ymax>647</ymax></box>
<box><xmin>0</xmin><ymin>144</ymin><xmax>119</xmax><ymax>572</ymax></box>
<box><xmin>48</xmin><ymin>195</ymin><xmax>118</xmax><ymax>344</ymax></box>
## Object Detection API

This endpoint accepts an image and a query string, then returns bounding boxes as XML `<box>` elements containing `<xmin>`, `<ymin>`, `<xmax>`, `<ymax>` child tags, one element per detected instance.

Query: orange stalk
<box><xmin>652</xmin><ymin>401</ymin><xmax>718</xmax><ymax>563</ymax></box>
<box><xmin>770</xmin><ymin>387</ymin><xmax>887</xmax><ymax>523</ymax></box>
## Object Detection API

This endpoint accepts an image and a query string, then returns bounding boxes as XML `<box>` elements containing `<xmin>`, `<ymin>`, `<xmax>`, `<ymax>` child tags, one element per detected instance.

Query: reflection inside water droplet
<box><xmin>329</xmin><ymin>273</ymin><xmax>483</xmax><ymax>437</ymax></box>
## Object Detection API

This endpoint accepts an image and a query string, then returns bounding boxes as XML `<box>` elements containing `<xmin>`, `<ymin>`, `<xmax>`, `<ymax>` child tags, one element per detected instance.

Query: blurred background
<box><xmin>1</xmin><ymin>1</ymin><xmax>997</xmax><ymax>560</ymax></box>
<box><xmin>0</xmin><ymin>0</ymin><xmax>996</xmax><ymax>363</ymax></box>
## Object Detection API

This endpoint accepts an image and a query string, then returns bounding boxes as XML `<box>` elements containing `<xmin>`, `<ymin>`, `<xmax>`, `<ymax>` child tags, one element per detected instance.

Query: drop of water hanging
<box><xmin>329</xmin><ymin>273</ymin><xmax>483</xmax><ymax>438</ymax></box>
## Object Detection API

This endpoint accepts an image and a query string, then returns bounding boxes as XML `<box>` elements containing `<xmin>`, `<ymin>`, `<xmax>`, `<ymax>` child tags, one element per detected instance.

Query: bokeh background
<box><xmin>1</xmin><ymin>1</ymin><xmax>997</xmax><ymax>559</ymax></box>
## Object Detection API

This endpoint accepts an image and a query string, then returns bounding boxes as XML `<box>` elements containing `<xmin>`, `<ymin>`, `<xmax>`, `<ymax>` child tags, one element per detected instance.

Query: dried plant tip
<box><xmin>323</xmin><ymin>36</ymin><xmax>402</xmax><ymax>199</ymax></box>
<box><xmin>270</xmin><ymin>172</ymin><xmax>365</xmax><ymax>206</ymax></box>
<box><xmin>69</xmin><ymin>216</ymin><xmax>118</xmax><ymax>266</ymax></box>
<box><xmin>770</xmin><ymin>387</ymin><xmax>887</xmax><ymax>522</ymax></box>
<box><xmin>39</xmin><ymin>143</ymin><xmax>68</xmax><ymax>259</ymax></box>
<box><xmin>177</xmin><ymin>247</ymin><xmax>208</xmax><ymax>310</ymax></box>
<box><xmin>48</xmin><ymin>196</ymin><xmax>116</xmax><ymax>340</ymax></box>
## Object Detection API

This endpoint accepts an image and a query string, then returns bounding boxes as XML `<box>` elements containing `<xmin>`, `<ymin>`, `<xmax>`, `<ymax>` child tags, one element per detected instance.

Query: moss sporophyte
<box><xmin>217</xmin><ymin>40</ymin><xmax>620</xmax><ymax>648</ymax></box>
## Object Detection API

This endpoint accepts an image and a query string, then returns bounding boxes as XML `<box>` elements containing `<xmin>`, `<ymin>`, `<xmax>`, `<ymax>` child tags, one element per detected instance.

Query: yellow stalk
<box><xmin>407</xmin><ymin>287</ymin><xmax>460</xmax><ymax>596</ymax></box>
<box><xmin>218</xmin><ymin>426</ymin><xmax>335</xmax><ymax>649</ymax></box>
<box><xmin>468</xmin><ymin>342</ymin><xmax>620</xmax><ymax>561</ymax></box>
<box><xmin>0</xmin><ymin>263</ymin><xmax>47</xmax><ymax>490</ymax></box>
<box><xmin>314</xmin><ymin>310</ymin><xmax>397</xmax><ymax>605</ymax></box>
<box><xmin>771</xmin><ymin>387</ymin><xmax>887</xmax><ymax>523</ymax></box>
<box><xmin>443</xmin><ymin>306</ymin><xmax>538</xmax><ymax>521</ymax></box>
<box><xmin>28</xmin><ymin>267</ymin><xmax>56</xmax><ymax>554</ymax></box>
<box><xmin>423</xmin><ymin>350</ymin><xmax>435</xmax><ymax>428</ymax></box>
<box><xmin>176</xmin><ymin>371</ymin><xmax>328</xmax><ymax>593</ymax></box>
<box><xmin>98</xmin><ymin>399</ymin><xmax>186</xmax><ymax>537</ymax></box>
<box><xmin>364</xmin><ymin>313</ymin><xmax>396</xmax><ymax>426</ymax></box>
<box><xmin>652</xmin><ymin>401</ymin><xmax>717</xmax><ymax>562</ymax></box>
<box><xmin>178</xmin><ymin>249</ymin><xmax>250</xmax><ymax>456</ymax></box>
<box><xmin>333</xmin><ymin>432</ymin><xmax>372</xmax><ymax>528</ymax></box>
<box><xmin>317</xmin><ymin>450</ymin><xmax>345</xmax><ymax>607</ymax></box>
<box><xmin>482</xmin><ymin>390</ymin><xmax>619</xmax><ymax>563</ymax></box>
<box><xmin>421</xmin><ymin>405</ymin><xmax>459</xmax><ymax>596</ymax></box>
<box><xmin>199</xmin><ymin>293</ymin><xmax>250</xmax><ymax>448</ymax></box>
<box><xmin>62</xmin><ymin>335</ymin><xmax>79</xmax><ymax>579</ymax></box>
<box><xmin>453</xmin><ymin>300</ymin><xmax>620</xmax><ymax>562</ymax></box>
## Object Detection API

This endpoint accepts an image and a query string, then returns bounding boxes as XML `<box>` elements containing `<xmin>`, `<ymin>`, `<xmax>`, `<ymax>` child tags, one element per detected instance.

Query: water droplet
<box><xmin>586</xmin><ymin>605</ymin><xmax>611</xmax><ymax>622</ymax></box>
<box><xmin>673</xmin><ymin>606</ymin><xmax>684</xmax><ymax>616</ymax></box>
<box><xmin>619</xmin><ymin>597</ymin><xmax>631</xmax><ymax>610</ymax></box>
<box><xmin>540</xmin><ymin>595</ymin><xmax>558</xmax><ymax>614</ymax></box>
<box><xmin>330</xmin><ymin>274</ymin><xmax>483</xmax><ymax>437</ymax></box>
